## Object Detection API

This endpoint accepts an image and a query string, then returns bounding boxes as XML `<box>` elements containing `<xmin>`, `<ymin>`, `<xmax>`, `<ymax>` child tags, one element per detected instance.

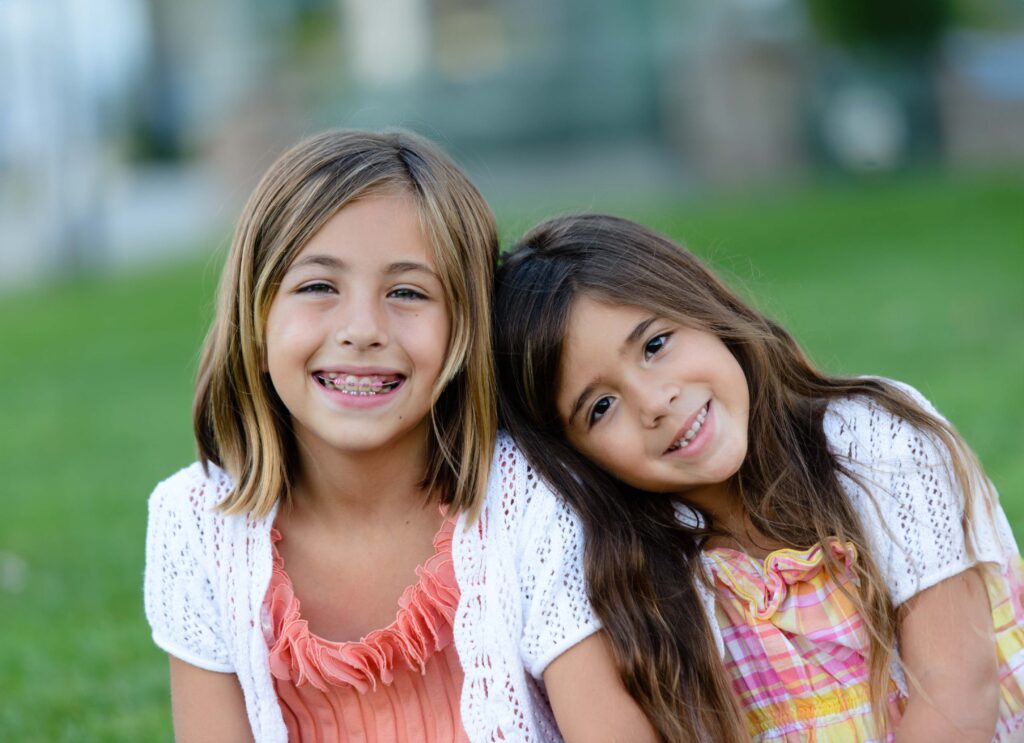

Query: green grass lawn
<box><xmin>0</xmin><ymin>170</ymin><xmax>1021</xmax><ymax>740</ymax></box>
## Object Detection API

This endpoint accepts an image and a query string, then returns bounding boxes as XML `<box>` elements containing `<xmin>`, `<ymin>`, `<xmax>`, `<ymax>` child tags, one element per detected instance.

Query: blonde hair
<box><xmin>194</xmin><ymin>129</ymin><xmax>498</xmax><ymax>518</ymax></box>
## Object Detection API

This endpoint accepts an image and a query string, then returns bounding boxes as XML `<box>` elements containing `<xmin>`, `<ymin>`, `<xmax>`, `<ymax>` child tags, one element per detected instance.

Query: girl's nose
<box><xmin>335</xmin><ymin>297</ymin><xmax>388</xmax><ymax>350</ymax></box>
<box><xmin>637</xmin><ymin>382</ymin><xmax>679</xmax><ymax>429</ymax></box>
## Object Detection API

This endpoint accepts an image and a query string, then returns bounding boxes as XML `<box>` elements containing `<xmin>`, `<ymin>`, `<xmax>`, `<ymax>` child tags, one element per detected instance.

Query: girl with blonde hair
<box><xmin>145</xmin><ymin>132</ymin><xmax>652</xmax><ymax>742</ymax></box>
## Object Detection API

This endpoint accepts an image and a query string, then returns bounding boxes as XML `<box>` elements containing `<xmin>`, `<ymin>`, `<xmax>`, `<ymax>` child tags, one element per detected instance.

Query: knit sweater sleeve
<box><xmin>517</xmin><ymin>465</ymin><xmax>603</xmax><ymax>679</ymax></box>
<box><xmin>825</xmin><ymin>380</ymin><xmax>1017</xmax><ymax>606</ymax></box>
<box><xmin>454</xmin><ymin>434</ymin><xmax>602</xmax><ymax>743</ymax></box>
<box><xmin>143</xmin><ymin>463</ymin><xmax>235</xmax><ymax>672</ymax></box>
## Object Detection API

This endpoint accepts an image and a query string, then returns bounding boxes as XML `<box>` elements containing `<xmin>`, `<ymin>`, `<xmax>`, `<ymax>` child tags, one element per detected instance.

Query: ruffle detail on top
<box><xmin>704</xmin><ymin>539</ymin><xmax>858</xmax><ymax>621</ymax></box>
<box><xmin>263</xmin><ymin>517</ymin><xmax>460</xmax><ymax>695</ymax></box>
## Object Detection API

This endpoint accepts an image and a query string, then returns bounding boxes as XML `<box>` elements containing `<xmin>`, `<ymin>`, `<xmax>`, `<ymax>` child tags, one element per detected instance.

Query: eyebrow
<box><xmin>567</xmin><ymin>315</ymin><xmax>658</xmax><ymax>426</ymax></box>
<box><xmin>624</xmin><ymin>315</ymin><xmax>658</xmax><ymax>348</ymax></box>
<box><xmin>289</xmin><ymin>254</ymin><xmax>343</xmax><ymax>271</ymax></box>
<box><xmin>384</xmin><ymin>261</ymin><xmax>438</xmax><ymax>278</ymax></box>
<box><xmin>287</xmin><ymin>254</ymin><xmax>438</xmax><ymax>279</ymax></box>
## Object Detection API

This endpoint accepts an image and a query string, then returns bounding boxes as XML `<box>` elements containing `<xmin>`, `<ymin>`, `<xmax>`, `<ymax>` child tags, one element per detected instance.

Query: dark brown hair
<box><xmin>194</xmin><ymin>129</ymin><xmax>498</xmax><ymax>518</ymax></box>
<box><xmin>493</xmin><ymin>214</ymin><xmax>988</xmax><ymax>741</ymax></box>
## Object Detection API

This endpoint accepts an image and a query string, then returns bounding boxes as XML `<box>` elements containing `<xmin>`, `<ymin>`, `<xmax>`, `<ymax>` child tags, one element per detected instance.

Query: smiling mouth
<box><xmin>665</xmin><ymin>402</ymin><xmax>710</xmax><ymax>453</ymax></box>
<box><xmin>314</xmin><ymin>372</ymin><xmax>404</xmax><ymax>396</ymax></box>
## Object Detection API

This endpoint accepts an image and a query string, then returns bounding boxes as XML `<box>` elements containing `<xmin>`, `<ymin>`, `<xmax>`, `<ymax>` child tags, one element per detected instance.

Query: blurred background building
<box><xmin>2</xmin><ymin>0</ymin><xmax>1023</xmax><ymax>290</ymax></box>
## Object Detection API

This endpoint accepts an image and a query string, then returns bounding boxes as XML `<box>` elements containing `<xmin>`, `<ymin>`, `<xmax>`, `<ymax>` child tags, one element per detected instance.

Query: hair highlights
<box><xmin>494</xmin><ymin>214</ymin><xmax>989</xmax><ymax>741</ymax></box>
<box><xmin>194</xmin><ymin>129</ymin><xmax>498</xmax><ymax>519</ymax></box>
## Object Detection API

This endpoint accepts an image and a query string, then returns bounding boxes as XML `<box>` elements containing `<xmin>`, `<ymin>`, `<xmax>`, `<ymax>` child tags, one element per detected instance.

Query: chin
<box><xmin>322</xmin><ymin>432</ymin><xmax>397</xmax><ymax>453</ymax></box>
<box><xmin>703</xmin><ymin>461</ymin><xmax>744</xmax><ymax>487</ymax></box>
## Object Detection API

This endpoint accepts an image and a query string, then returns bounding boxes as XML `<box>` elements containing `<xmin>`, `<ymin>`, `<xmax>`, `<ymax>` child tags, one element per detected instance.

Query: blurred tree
<box><xmin>803</xmin><ymin>0</ymin><xmax>954</xmax><ymax>50</ymax></box>
<box><xmin>801</xmin><ymin>0</ymin><xmax>965</xmax><ymax>171</ymax></box>
<box><xmin>951</xmin><ymin>0</ymin><xmax>1024</xmax><ymax>30</ymax></box>
<box><xmin>128</xmin><ymin>0</ymin><xmax>189</xmax><ymax>162</ymax></box>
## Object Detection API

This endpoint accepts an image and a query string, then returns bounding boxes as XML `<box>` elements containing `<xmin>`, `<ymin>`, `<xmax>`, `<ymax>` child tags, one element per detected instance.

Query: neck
<box><xmin>684</xmin><ymin>479</ymin><xmax>784</xmax><ymax>557</ymax></box>
<box><xmin>289</xmin><ymin>427</ymin><xmax>436</xmax><ymax>525</ymax></box>
<box><xmin>683</xmin><ymin>479</ymin><xmax>741</xmax><ymax>531</ymax></box>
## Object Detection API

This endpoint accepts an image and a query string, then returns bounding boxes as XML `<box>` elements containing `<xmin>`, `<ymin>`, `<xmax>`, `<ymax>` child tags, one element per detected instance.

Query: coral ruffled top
<box><xmin>262</xmin><ymin>519</ymin><xmax>469</xmax><ymax>742</ymax></box>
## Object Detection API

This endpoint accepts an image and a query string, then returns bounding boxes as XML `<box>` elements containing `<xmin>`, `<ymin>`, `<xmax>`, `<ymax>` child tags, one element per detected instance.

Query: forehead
<box><xmin>290</xmin><ymin>193</ymin><xmax>436</xmax><ymax>268</ymax></box>
<box><xmin>557</xmin><ymin>297</ymin><xmax>650</xmax><ymax>395</ymax></box>
<box><xmin>563</xmin><ymin>296</ymin><xmax>649</xmax><ymax>355</ymax></box>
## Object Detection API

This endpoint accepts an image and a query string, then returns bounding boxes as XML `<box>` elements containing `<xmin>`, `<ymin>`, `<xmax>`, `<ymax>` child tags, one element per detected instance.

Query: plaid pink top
<box><xmin>704</xmin><ymin>540</ymin><xmax>1024</xmax><ymax>742</ymax></box>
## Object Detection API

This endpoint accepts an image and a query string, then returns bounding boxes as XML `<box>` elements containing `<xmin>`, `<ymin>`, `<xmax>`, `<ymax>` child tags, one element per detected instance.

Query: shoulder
<box><xmin>457</xmin><ymin>431</ymin><xmax>591</xmax><ymax>587</ymax></box>
<box><xmin>821</xmin><ymin>377</ymin><xmax>959</xmax><ymax>516</ymax></box>
<box><xmin>143</xmin><ymin>462</ymin><xmax>250</xmax><ymax>676</ymax></box>
<box><xmin>150</xmin><ymin>460</ymin><xmax>233</xmax><ymax>506</ymax></box>
<box><xmin>490</xmin><ymin>431</ymin><xmax>539</xmax><ymax>489</ymax></box>
<box><xmin>483</xmin><ymin>432</ymin><xmax>579</xmax><ymax>542</ymax></box>
<box><xmin>821</xmin><ymin>380</ymin><xmax>958</xmax><ymax>553</ymax></box>
<box><xmin>486</xmin><ymin>432</ymin><xmax>551</xmax><ymax>508</ymax></box>
<box><xmin>153</xmin><ymin>460</ymin><xmax>233</xmax><ymax>496</ymax></box>
<box><xmin>822</xmin><ymin>378</ymin><xmax>948</xmax><ymax>469</ymax></box>
<box><xmin>147</xmin><ymin>461</ymin><xmax>238</xmax><ymax>546</ymax></box>
<box><xmin>458</xmin><ymin>433</ymin><xmax>601</xmax><ymax>679</ymax></box>
<box><xmin>821</xmin><ymin>379</ymin><xmax>1016</xmax><ymax>602</ymax></box>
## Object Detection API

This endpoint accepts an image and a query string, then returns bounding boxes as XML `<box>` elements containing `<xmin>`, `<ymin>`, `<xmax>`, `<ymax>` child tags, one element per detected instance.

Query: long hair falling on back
<box><xmin>493</xmin><ymin>214</ymin><xmax>991</xmax><ymax>742</ymax></box>
<box><xmin>194</xmin><ymin>129</ymin><xmax>499</xmax><ymax>519</ymax></box>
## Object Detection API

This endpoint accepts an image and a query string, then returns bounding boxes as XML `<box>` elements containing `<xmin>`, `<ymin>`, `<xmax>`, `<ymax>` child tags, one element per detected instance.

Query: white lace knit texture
<box><xmin>145</xmin><ymin>383</ymin><xmax>1016</xmax><ymax>741</ymax></box>
<box><xmin>144</xmin><ymin>434</ymin><xmax>600</xmax><ymax>743</ymax></box>
<box><xmin>825</xmin><ymin>382</ymin><xmax>1015</xmax><ymax>607</ymax></box>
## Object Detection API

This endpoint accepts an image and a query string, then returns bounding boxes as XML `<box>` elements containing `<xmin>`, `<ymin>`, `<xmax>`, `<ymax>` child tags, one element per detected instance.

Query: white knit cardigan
<box><xmin>145</xmin><ymin>384</ymin><xmax>1017</xmax><ymax>741</ymax></box>
<box><xmin>820</xmin><ymin>382</ymin><xmax>1016</xmax><ymax>607</ymax></box>
<box><xmin>144</xmin><ymin>433</ymin><xmax>601</xmax><ymax>743</ymax></box>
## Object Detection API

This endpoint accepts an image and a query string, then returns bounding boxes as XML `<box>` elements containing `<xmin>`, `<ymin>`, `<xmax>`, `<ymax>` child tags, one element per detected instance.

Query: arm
<box><xmin>544</xmin><ymin>632</ymin><xmax>659</xmax><ymax>743</ymax></box>
<box><xmin>145</xmin><ymin>471</ymin><xmax>256</xmax><ymax>742</ymax></box>
<box><xmin>894</xmin><ymin>567</ymin><xmax>999</xmax><ymax>743</ymax></box>
<box><xmin>826</xmin><ymin>390</ymin><xmax>1006</xmax><ymax>738</ymax></box>
<box><xmin>169</xmin><ymin>656</ymin><xmax>255</xmax><ymax>743</ymax></box>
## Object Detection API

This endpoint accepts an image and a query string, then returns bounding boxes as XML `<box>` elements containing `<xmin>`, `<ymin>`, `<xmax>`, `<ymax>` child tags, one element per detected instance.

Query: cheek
<box><xmin>264</xmin><ymin>310</ymin><xmax>321</xmax><ymax>381</ymax></box>
<box><xmin>264</xmin><ymin>321</ymin><xmax>300</xmax><ymax>367</ymax></box>
<box><xmin>404</xmin><ymin>311</ymin><xmax>451</xmax><ymax>371</ymax></box>
<box><xmin>574</xmin><ymin>428</ymin><xmax>635</xmax><ymax>479</ymax></box>
<box><xmin>435</xmin><ymin>317</ymin><xmax>453</xmax><ymax>368</ymax></box>
<box><xmin>263</xmin><ymin>320</ymin><xmax>285</xmax><ymax>377</ymax></box>
<box><xmin>263</xmin><ymin>336</ymin><xmax>296</xmax><ymax>398</ymax></box>
<box><xmin>732</xmin><ymin>366</ymin><xmax>751</xmax><ymax>418</ymax></box>
<box><xmin>712</xmin><ymin>347</ymin><xmax>750</xmax><ymax>409</ymax></box>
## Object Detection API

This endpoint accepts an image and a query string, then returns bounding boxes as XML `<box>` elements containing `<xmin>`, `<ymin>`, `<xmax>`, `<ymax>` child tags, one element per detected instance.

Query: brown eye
<box><xmin>298</xmin><ymin>281</ymin><xmax>334</xmax><ymax>294</ymax></box>
<box><xmin>388</xmin><ymin>287</ymin><xmax>427</xmax><ymax>300</ymax></box>
<box><xmin>643</xmin><ymin>333</ymin><xmax>670</xmax><ymax>360</ymax></box>
<box><xmin>588</xmin><ymin>396</ymin><xmax>613</xmax><ymax>426</ymax></box>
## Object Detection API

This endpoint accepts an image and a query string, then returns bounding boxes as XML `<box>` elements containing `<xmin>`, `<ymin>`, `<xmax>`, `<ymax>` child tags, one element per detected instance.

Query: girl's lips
<box><xmin>313</xmin><ymin>366</ymin><xmax>405</xmax><ymax>378</ymax></box>
<box><xmin>312</xmin><ymin>372</ymin><xmax>406</xmax><ymax>409</ymax></box>
<box><xmin>663</xmin><ymin>401</ymin><xmax>713</xmax><ymax>457</ymax></box>
<box><xmin>315</xmin><ymin>372</ymin><xmax>403</xmax><ymax>387</ymax></box>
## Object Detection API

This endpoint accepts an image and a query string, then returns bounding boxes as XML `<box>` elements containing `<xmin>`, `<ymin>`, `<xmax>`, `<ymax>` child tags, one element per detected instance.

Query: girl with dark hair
<box><xmin>494</xmin><ymin>213</ymin><xmax>1024</xmax><ymax>742</ymax></box>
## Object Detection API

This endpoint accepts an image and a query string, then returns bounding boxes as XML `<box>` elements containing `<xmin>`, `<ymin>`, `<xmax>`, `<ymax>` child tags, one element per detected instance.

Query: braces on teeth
<box><xmin>317</xmin><ymin>373</ymin><xmax>401</xmax><ymax>395</ymax></box>
<box><xmin>669</xmin><ymin>404</ymin><xmax>709</xmax><ymax>451</ymax></box>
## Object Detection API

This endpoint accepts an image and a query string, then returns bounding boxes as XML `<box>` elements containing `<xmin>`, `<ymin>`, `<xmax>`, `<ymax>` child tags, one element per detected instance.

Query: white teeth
<box><xmin>668</xmin><ymin>404</ymin><xmax>709</xmax><ymax>451</ymax></box>
<box><xmin>316</xmin><ymin>374</ymin><xmax>400</xmax><ymax>396</ymax></box>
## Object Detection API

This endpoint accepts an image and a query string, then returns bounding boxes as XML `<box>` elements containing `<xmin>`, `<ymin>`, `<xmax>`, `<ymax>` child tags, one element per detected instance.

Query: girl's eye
<box><xmin>297</xmin><ymin>281</ymin><xmax>334</xmax><ymax>294</ymax></box>
<box><xmin>588</xmin><ymin>396</ymin><xmax>614</xmax><ymax>426</ymax></box>
<box><xmin>643</xmin><ymin>332</ymin><xmax>671</xmax><ymax>360</ymax></box>
<box><xmin>388</xmin><ymin>287</ymin><xmax>427</xmax><ymax>301</ymax></box>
